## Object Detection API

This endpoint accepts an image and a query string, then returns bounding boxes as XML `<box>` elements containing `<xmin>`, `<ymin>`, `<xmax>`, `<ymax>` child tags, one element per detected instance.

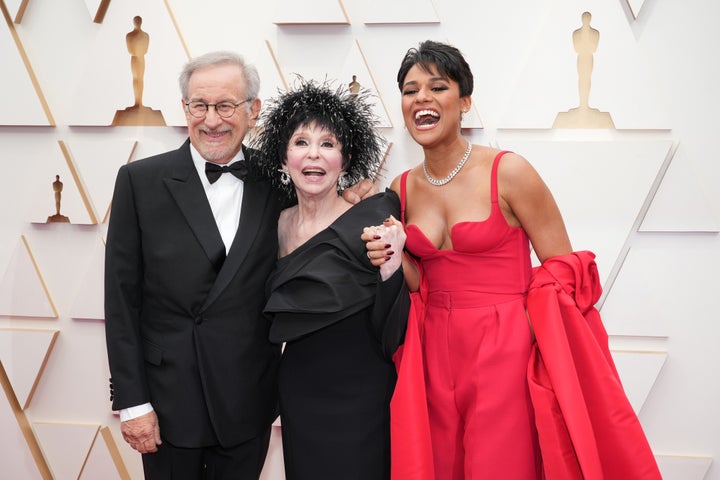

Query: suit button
<box><xmin>195</xmin><ymin>317</ymin><xmax>203</xmax><ymax>325</ymax></box>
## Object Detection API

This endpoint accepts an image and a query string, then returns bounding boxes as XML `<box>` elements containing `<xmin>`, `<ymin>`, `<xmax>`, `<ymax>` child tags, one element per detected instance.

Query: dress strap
<box><xmin>400</xmin><ymin>170</ymin><xmax>411</xmax><ymax>224</ymax></box>
<box><xmin>490</xmin><ymin>151</ymin><xmax>512</xmax><ymax>204</ymax></box>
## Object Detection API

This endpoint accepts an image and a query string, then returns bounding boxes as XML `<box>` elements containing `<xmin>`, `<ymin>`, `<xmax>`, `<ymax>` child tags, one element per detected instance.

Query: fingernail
<box><xmin>387</xmin><ymin>250</ymin><xmax>395</xmax><ymax>255</ymax></box>
<box><xmin>373</xmin><ymin>235</ymin><xmax>381</xmax><ymax>239</ymax></box>
<box><xmin>384</xmin><ymin>244</ymin><xmax>391</xmax><ymax>248</ymax></box>
<box><xmin>385</xmin><ymin>256</ymin><xmax>392</xmax><ymax>261</ymax></box>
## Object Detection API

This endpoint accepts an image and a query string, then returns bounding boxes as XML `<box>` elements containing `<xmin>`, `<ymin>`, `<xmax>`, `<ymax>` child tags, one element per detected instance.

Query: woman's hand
<box><xmin>362</xmin><ymin>215</ymin><xmax>406</xmax><ymax>281</ymax></box>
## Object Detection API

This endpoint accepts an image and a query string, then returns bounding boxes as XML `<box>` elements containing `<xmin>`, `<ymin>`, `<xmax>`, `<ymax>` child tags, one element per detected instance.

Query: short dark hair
<box><xmin>397</xmin><ymin>40</ymin><xmax>474</xmax><ymax>97</ymax></box>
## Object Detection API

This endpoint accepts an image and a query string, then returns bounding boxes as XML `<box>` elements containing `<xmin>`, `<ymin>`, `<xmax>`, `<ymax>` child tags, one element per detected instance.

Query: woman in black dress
<box><xmin>252</xmin><ymin>80</ymin><xmax>409</xmax><ymax>479</ymax></box>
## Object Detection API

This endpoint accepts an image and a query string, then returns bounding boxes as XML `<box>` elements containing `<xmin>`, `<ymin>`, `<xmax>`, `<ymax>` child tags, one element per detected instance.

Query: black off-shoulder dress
<box><xmin>264</xmin><ymin>190</ymin><xmax>409</xmax><ymax>480</ymax></box>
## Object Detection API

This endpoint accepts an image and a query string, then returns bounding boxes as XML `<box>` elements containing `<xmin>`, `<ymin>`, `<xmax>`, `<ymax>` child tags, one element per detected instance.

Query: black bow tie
<box><xmin>205</xmin><ymin>161</ymin><xmax>248</xmax><ymax>184</ymax></box>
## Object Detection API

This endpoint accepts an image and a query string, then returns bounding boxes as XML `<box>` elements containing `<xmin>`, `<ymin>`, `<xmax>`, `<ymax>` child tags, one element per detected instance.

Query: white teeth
<box><xmin>415</xmin><ymin>109</ymin><xmax>439</xmax><ymax>119</ymax></box>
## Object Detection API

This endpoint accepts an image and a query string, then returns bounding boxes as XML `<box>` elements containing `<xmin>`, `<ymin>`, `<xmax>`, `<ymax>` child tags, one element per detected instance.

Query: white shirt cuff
<box><xmin>119</xmin><ymin>403</ymin><xmax>154</xmax><ymax>422</ymax></box>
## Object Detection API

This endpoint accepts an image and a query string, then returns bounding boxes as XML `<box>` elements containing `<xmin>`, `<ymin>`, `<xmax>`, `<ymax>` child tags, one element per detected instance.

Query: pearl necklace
<box><xmin>423</xmin><ymin>142</ymin><xmax>473</xmax><ymax>186</ymax></box>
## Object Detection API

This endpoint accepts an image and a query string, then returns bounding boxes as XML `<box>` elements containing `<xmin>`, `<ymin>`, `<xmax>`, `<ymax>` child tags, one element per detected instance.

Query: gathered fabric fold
<box><xmin>390</xmin><ymin>274</ymin><xmax>435</xmax><ymax>480</ymax></box>
<box><xmin>528</xmin><ymin>251</ymin><xmax>661</xmax><ymax>480</ymax></box>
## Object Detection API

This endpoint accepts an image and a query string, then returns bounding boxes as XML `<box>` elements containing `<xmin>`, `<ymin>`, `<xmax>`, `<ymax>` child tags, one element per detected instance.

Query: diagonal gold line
<box><xmin>101</xmin><ymin>426</ymin><xmax>132</xmax><ymax>479</ymax></box>
<box><xmin>0</xmin><ymin>0</ymin><xmax>55</xmax><ymax>125</ymax></box>
<box><xmin>0</xmin><ymin>360</ymin><xmax>53</xmax><ymax>479</ymax></box>
<box><xmin>58</xmin><ymin>140</ymin><xmax>98</xmax><ymax>224</ymax></box>
<box><xmin>20</xmin><ymin>235</ymin><xmax>59</xmax><ymax>318</ymax></box>
<box><xmin>164</xmin><ymin>0</ymin><xmax>191</xmax><ymax>59</ymax></box>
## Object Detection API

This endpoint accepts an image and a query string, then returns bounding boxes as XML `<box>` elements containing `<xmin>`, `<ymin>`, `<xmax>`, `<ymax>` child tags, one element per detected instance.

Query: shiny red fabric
<box><xmin>527</xmin><ymin>251</ymin><xmax>661</xmax><ymax>480</ymax></box>
<box><xmin>391</xmin><ymin>289</ymin><xmax>435</xmax><ymax>480</ymax></box>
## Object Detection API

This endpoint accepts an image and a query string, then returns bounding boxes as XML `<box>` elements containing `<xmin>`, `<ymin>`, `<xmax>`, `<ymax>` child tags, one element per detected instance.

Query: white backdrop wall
<box><xmin>0</xmin><ymin>0</ymin><xmax>718</xmax><ymax>479</ymax></box>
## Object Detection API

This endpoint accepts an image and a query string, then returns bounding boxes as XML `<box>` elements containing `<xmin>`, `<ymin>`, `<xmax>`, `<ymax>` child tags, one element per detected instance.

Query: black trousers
<box><xmin>141</xmin><ymin>428</ymin><xmax>272</xmax><ymax>480</ymax></box>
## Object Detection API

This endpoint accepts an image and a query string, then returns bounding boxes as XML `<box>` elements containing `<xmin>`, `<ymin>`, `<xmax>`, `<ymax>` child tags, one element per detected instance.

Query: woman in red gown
<box><xmin>366</xmin><ymin>40</ymin><xmax>660</xmax><ymax>480</ymax></box>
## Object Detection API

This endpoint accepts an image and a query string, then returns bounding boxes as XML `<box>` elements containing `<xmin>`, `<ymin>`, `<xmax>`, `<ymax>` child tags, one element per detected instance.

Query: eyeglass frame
<box><xmin>184</xmin><ymin>98</ymin><xmax>252</xmax><ymax>118</ymax></box>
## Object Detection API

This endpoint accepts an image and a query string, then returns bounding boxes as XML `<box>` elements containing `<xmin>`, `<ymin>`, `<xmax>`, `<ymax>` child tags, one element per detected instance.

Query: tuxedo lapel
<box><xmin>163</xmin><ymin>143</ymin><xmax>226</xmax><ymax>273</ymax></box>
<box><xmin>203</xmin><ymin>178</ymin><xmax>274</xmax><ymax>308</ymax></box>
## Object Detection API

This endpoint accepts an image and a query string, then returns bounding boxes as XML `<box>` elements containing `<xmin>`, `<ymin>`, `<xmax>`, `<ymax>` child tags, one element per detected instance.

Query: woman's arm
<box><xmin>498</xmin><ymin>152</ymin><xmax>572</xmax><ymax>263</ymax></box>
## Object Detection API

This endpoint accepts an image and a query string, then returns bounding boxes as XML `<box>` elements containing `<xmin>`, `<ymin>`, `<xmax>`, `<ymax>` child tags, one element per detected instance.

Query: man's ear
<box><xmin>249</xmin><ymin>98</ymin><xmax>262</xmax><ymax>127</ymax></box>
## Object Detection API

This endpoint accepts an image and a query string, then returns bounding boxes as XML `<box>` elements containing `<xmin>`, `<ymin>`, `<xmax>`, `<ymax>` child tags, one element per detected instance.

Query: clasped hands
<box><xmin>362</xmin><ymin>215</ymin><xmax>406</xmax><ymax>281</ymax></box>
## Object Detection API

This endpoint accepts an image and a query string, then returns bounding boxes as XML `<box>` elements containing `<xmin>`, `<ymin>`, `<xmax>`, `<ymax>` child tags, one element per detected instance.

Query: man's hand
<box><xmin>342</xmin><ymin>178</ymin><xmax>378</xmax><ymax>204</ymax></box>
<box><xmin>121</xmin><ymin>410</ymin><xmax>162</xmax><ymax>454</ymax></box>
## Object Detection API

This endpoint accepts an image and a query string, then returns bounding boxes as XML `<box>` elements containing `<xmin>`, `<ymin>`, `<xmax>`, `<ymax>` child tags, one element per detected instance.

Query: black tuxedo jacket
<box><xmin>104</xmin><ymin>139</ymin><xmax>282</xmax><ymax>448</ymax></box>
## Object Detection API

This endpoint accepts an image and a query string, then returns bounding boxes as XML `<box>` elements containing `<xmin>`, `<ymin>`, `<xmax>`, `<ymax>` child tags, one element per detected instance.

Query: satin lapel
<box><xmin>163</xmin><ymin>143</ymin><xmax>226</xmax><ymax>272</ymax></box>
<box><xmin>202</xmin><ymin>178</ymin><xmax>274</xmax><ymax>308</ymax></box>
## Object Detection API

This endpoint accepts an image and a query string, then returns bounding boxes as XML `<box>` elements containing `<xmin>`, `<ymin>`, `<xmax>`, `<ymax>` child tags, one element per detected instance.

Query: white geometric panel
<box><xmin>255</xmin><ymin>40</ymin><xmax>289</xmax><ymax>117</ymax></box>
<box><xmin>62</xmin><ymin>139</ymin><xmax>137</xmax><ymax>224</ymax></box>
<box><xmin>3</xmin><ymin>0</ymin><xmax>26</xmax><ymax>23</ymax></box>
<box><xmin>33</xmin><ymin>422</ymin><xmax>99</xmax><ymax>480</ymax></box>
<box><xmin>611</xmin><ymin>350</ymin><xmax>667</xmax><ymax>414</ymax></box>
<box><xmin>273</xmin><ymin>0</ymin><xmax>349</xmax><ymax>25</ymax></box>
<box><xmin>80</xmin><ymin>427</ymin><xmax>131</xmax><ymax>480</ymax></box>
<box><xmin>259</xmin><ymin>425</ymin><xmax>285</xmax><ymax>480</ymax></box>
<box><xmin>69</xmin><ymin>238</ymin><xmax>105</xmax><ymax>321</ymax></box>
<box><xmin>0</xmin><ymin>375</ymin><xmax>44</xmax><ymax>480</ymax></box>
<box><xmin>0</xmin><ymin>1</ymin><xmax>53</xmax><ymax>125</ymax></box>
<box><xmin>27</xmin><ymin>147</ymin><xmax>95</xmax><ymax>225</ymax></box>
<box><xmin>499</xmin><ymin>0</ymin><xmax>671</xmax><ymax>129</ymax></box>
<box><xmin>66</xmin><ymin>0</ymin><xmax>188</xmax><ymax>126</ymax></box>
<box><xmin>0</xmin><ymin>236</ymin><xmax>58</xmax><ymax>319</ymax></box>
<box><xmin>641</xmin><ymin>144</ymin><xmax>720</xmax><ymax>232</ymax></box>
<box><xmin>626</xmin><ymin>0</ymin><xmax>648</xmax><ymax>20</ymax></box>
<box><xmin>82</xmin><ymin>0</ymin><xmax>110</xmax><ymax>23</ymax></box>
<box><xmin>0</xmin><ymin>328</ymin><xmax>58</xmax><ymax>409</ymax></box>
<box><xmin>461</xmin><ymin>102</ymin><xmax>484</xmax><ymax>130</ymax></box>
<box><xmin>338</xmin><ymin>40</ymin><xmax>392</xmax><ymax>127</ymax></box>
<box><xmin>655</xmin><ymin>455</ymin><xmax>712</xmax><ymax>480</ymax></box>
<box><xmin>362</xmin><ymin>0</ymin><xmax>439</xmax><ymax>24</ymax></box>
<box><xmin>601</xmin><ymin>246</ymin><xmax>672</xmax><ymax>336</ymax></box>
<box><xmin>602</xmin><ymin>234</ymin><xmax>720</xmax><ymax>337</ymax></box>
<box><xmin>495</xmin><ymin>138</ymin><xmax>672</xmax><ymax>284</ymax></box>
<box><xmin>275</xmin><ymin>34</ymin><xmax>394</xmax><ymax>129</ymax></box>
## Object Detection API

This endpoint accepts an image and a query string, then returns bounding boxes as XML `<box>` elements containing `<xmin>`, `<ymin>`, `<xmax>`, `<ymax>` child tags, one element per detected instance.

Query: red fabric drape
<box><xmin>391</xmin><ymin>288</ymin><xmax>435</xmax><ymax>480</ymax></box>
<box><xmin>528</xmin><ymin>251</ymin><xmax>661</xmax><ymax>480</ymax></box>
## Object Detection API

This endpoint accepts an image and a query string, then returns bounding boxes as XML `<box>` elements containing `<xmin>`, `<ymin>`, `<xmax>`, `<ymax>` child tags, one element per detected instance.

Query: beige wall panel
<box><xmin>0</xmin><ymin>377</ymin><xmax>45</xmax><ymax>479</ymax></box>
<box><xmin>494</xmin><ymin>137</ymin><xmax>672</xmax><ymax>283</ymax></box>
<box><xmin>27</xmin><ymin>149</ymin><xmax>95</xmax><ymax>225</ymax></box>
<box><xmin>82</xmin><ymin>0</ymin><xmax>110</xmax><ymax>23</ymax></box>
<box><xmin>79</xmin><ymin>427</ymin><xmax>130</xmax><ymax>479</ymax></box>
<box><xmin>0</xmin><ymin>237</ymin><xmax>57</xmax><ymax>319</ymax></box>
<box><xmin>499</xmin><ymin>1</ymin><xmax>670</xmax><ymax>129</ymax></box>
<box><xmin>0</xmin><ymin>328</ymin><xmax>58</xmax><ymax>408</ymax></box>
<box><xmin>641</xmin><ymin>144</ymin><xmax>720</xmax><ymax>232</ymax></box>
<box><xmin>656</xmin><ymin>455</ymin><xmax>713</xmax><ymax>480</ymax></box>
<box><xmin>611</xmin><ymin>350</ymin><xmax>667</xmax><ymax>414</ymax></box>
<box><xmin>63</xmin><ymin>139</ymin><xmax>137</xmax><ymax>224</ymax></box>
<box><xmin>0</xmin><ymin>1</ymin><xmax>52</xmax><ymax>125</ymax></box>
<box><xmin>66</xmin><ymin>1</ymin><xmax>188</xmax><ymax>126</ymax></box>
<box><xmin>273</xmin><ymin>0</ymin><xmax>348</xmax><ymax>25</ymax></box>
<box><xmin>626</xmin><ymin>0</ymin><xmax>648</xmax><ymax>20</ymax></box>
<box><xmin>4</xmin><ymin>0</ymin><xmax>27</xmax><ymax>23</ymax></box>
<box><xmin>362</xmin><ymin>0</ymin><xmax>439</xmax><ymax>24</ymax></box>
<box><xmin>69</xmin><ymin>237</ymin><xmax>105</xmax><ymax>321</ymax></box>
<box><xmin>33</xmin><ymin>422</ymin><xmax>99</xmax><ymax>480</ymax></box>
<box><xmin>259</xmin><ymin>426</ymin><xmax>285</xmax><ymax>480</ymax></box>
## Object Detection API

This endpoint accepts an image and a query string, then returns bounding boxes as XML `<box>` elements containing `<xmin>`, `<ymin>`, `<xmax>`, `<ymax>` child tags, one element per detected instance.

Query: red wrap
<box><xmin>528</xmin><ymin>251</ymin><xmax>661</xmax><ymax>480</ymax></box>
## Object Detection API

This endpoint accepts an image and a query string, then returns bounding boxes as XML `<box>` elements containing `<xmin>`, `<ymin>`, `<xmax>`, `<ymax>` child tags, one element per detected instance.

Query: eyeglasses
<box><xmin>184</xmin><ymin>99</ymin><xmax>251</xmax><ymax>118</ymax></box>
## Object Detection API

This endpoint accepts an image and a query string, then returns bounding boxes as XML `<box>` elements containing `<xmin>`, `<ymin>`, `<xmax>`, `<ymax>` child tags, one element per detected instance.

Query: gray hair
<box><xmin>178</xmin><ymin>51</ymin><xmax>260</xmax><ymax>107</ymax></box>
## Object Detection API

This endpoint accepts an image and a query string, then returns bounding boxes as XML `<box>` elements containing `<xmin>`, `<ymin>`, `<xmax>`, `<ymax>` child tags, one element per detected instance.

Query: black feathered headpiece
<box><xmin>251</xmin><ymin>78</ymin><xmax>385</xmax><ymax>202</ymax></box>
